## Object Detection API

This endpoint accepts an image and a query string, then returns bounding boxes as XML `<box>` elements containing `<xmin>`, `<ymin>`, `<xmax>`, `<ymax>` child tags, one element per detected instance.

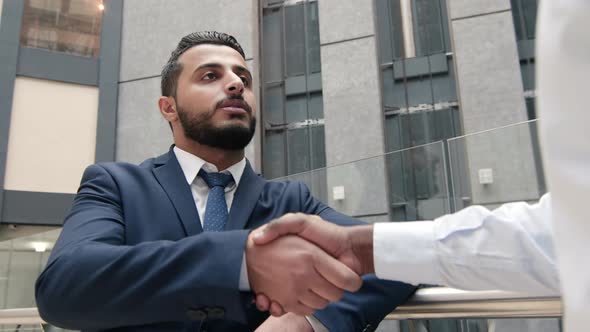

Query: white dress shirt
<box><xmin>373</xmin><ymin>194</ymin><xmax>560</xmax><ymax>295</ymax></box>
<box><xmin>174</xmin><ymin>147</ymin><xmax>251</xmax><ymax>291</ymax></box>
<box><xmin>174</xmin><ymin>147</ymin><xmax>327</xmax><ymax>331</ymax></box>
<box><xmin>537</xmin><ymin>1</ymin><xmax>590</xmax><ymax>331</ymax></box>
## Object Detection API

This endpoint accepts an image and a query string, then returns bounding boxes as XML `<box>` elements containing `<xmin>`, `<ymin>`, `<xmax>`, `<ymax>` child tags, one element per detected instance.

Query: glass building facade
<box><xmin>261</xmin><ymin>0</ymin><xmax>326</xmax><ymax>179</ymax></box>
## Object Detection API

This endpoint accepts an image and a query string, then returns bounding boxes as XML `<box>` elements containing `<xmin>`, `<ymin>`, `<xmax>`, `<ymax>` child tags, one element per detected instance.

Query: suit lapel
<box><xmin>226</xmin><ymin>160</ymin><xmax>266</xmax><ymax>231</ymax></box>
<box><xmin>152</xmin><ymin>149</ymin><xmax>203</xmax><ymax>236</ymax></box>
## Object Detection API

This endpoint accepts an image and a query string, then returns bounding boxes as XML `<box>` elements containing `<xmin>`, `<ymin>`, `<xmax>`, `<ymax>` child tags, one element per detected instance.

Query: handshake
<box><xmin>245</xmin><ymin>214</ymin><xmax>375</xmax><ymax>317</ymax></box>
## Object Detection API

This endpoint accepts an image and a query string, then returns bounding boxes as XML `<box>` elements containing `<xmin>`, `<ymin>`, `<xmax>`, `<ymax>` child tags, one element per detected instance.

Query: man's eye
<box><xmin>240</xmin><ymin>76</ymin><xmax>250</xmax><ymax>86</ymax></box>
<box><xmin>202</xmin><ymin>73</ymin><xmax>216</xmax><ymax>80</ymax></box>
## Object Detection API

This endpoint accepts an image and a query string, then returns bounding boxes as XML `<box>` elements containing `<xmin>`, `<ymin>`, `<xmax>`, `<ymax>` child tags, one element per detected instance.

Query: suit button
<box><xmin>362</xmin><ymin>324</ymin><xmax>375</xmax><ymax>332</ymax></box>
<box><xmin>206</xmin><ymin>307</ymin><xmax>225</xmax><ymax>320</ymax></box>
<box><xmin>186</xmin><ymin>309</ymin><xmax>207</xmax><ymax>321</ymax></box>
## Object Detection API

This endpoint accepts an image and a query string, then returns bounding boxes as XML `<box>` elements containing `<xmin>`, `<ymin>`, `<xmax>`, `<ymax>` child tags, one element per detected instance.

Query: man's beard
<box><xmin>176</xmin><ymin>99</ymin><xmax>256</xmax><ymax>151</ymax></box>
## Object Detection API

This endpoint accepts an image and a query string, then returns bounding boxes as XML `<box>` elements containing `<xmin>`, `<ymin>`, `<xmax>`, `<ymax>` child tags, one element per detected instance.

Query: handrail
<box><xmin>385</xmin><ymin>287</ymin><xmax>562</xmax><ymax>320</ymax></box>
<box><xmin>0</xmin><ymin>287</ymin><xmax>562</xmax><ymax>325</ymax></box>
<box><xmin>0</xmin><ymin>307</ymin><xmax>44</xmax><ymax>325</ymax></box>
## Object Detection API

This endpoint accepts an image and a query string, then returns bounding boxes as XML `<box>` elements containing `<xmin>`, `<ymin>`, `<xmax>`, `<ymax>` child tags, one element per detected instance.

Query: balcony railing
<box><xmin>0</xmin><ymin>287</ymin><xmax>562</xmax><ymax>330</ymax></box>
<box><xmin>386</xmin><ymin>287</ymin><xmax>561</xmax><ymax>320</ymax></box>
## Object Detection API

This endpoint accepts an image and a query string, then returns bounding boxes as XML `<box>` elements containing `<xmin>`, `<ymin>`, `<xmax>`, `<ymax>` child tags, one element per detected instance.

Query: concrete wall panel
<box><xmin>318</xmin><ymin>0</ymin><xmax>375</xmax><ymax>45</ymax></box>
<box><xmin>4</xmin><ymin>77</ymin><xmax>98</xmax><ymax>194</ymax></box>
<box><xmin>120</xmin><ymin>0</ymin><xmax>256</xmax><ymax>82</ymax></box>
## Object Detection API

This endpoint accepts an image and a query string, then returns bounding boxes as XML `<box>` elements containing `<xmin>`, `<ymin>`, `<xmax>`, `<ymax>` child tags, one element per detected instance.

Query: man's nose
<box><xmin>226</xmin><ymin>75</ymin><xmax>245</xmax><ymax>96</ymax></box>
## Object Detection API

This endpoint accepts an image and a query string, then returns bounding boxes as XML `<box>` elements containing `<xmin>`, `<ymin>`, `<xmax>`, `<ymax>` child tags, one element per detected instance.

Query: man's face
<box><xmin>174</xmin><ymin>44</ymin><xmax>256</xmax><ymax>150</ymax></box>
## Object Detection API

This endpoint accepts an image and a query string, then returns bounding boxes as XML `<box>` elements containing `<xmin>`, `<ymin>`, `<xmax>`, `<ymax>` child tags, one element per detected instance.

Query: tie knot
<box><xmin>198</xmin><ymin>170</ymin><xmax>233</xmax><ymax>189</ymax></box>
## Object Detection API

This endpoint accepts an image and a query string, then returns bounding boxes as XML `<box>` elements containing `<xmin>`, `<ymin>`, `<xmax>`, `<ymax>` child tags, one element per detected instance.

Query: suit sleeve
<box><xmin>35</xmin><ymin>164</ymin><xmax>252</xmax><ymax>330</ymax></box>
<box><xmin>297</xmin><ymin>182</ymin><xmax>416</xmax><ymax>332</ymax></box>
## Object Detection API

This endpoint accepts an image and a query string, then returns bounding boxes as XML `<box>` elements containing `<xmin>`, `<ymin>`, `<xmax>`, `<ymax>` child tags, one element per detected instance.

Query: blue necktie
<box><xmin>199</xmin><ymin>170</ymin><xmax>234</xmax><ymax>232</ymax></box>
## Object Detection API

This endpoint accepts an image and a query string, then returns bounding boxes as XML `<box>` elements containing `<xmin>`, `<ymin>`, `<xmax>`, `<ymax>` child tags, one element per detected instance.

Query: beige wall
<box><xmin>4</xmin><ymin>77</ymin><xmax>99</xmax><ymax>194</ymax></box>
<box><xmin>0</xmin><ymin>0</ymin><xmax>4</xmax><ymax>25</ymax></box>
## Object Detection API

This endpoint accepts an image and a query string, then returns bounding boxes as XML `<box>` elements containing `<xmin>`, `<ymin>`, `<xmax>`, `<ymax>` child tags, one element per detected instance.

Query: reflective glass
<box><xmin>285</xmin><ymin>3</ymin><xmax>306</xmax><ymax>77</ymax></box>
<box><xmin>287</xmin><ymin>128</ymin><xmax>311</xmax><ymax>174</ymax></box>
<box><xmin>262</xmin><ymin>7</ymin><xmax>283</xmax><ymax>82</ymax></box>
<box><xmin>20</xmin><ymin>0</ymin><xmax>103</xmax><ymax>57</ymax></box>
<box><xmin>263</xmin><ymin>130</ymin><xmax>287</xmax><ymax>179</ymax></box>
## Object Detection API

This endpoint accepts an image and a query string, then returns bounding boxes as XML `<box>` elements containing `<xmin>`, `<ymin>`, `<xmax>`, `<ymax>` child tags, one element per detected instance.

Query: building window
<box><xmin>511</xmin><ymin>0</ymin><xmax>538</xmax><ymax>106</ymax></box>
<box><xmin>376</xmin><ymin>0</ymin><xmax>462</xmax><ymax>220</ymax></box>
<box><xmin>376</xmin><ymin>0</ymin><xmax>458</xmax><ymax>149</ymax></box>
<box><xmin>511</xmin><ymin>0</ymin><xmax>545</xmax><ymax>194</ymax></box>
<box><xmin>20</xmin><ymin>0</ymin><xmax>103</xmax><ymax>57</ymax></box>
<box><xmin>261</xmin><ymin>0</ymin><xmax>325</xmax><ymax>179</ymax></box>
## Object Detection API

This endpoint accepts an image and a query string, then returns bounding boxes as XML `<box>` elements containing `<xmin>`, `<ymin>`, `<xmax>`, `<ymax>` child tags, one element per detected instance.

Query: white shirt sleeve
<box><xmin>238</xmin><ymin>253</ymin><xmax>250</xmax><ymax>291</ymax></box>
<box><xmin>306</xmin><ymin>316</ymin><xmax>329</xmax><ymax>332</ymax></box>
<box><xmin>374</xmin><ymin>194</ymin><xmax>560</xmax><ymax>295</ymax></box>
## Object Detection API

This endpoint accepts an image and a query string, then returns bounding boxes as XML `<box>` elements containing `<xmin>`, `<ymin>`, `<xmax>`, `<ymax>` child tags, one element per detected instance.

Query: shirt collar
<box><xmin>173</xmin><ymin>146</ymin><xmax>247</xmax><ymax>188</ymax></box>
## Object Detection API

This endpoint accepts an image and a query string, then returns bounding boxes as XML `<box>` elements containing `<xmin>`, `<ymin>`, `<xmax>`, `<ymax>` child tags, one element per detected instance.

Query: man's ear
<box><xmin>158</xmin><ymin>96</ymin><xmax>178</xmax><ymax>122</ymax></box>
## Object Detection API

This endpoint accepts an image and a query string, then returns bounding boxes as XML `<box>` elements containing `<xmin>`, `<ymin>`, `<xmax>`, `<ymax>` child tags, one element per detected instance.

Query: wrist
<box><xmin>245</xmin><ymin>233</ymin><xmax>258</xmax><ymax>293</ymax></box>
<box><xmin>349</xmin><ymin>225</ymin><xmax>374</xmax><ymax>275</ymax></box>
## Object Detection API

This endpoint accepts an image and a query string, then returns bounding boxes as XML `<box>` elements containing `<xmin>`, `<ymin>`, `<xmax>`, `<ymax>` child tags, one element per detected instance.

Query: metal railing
<box><xmin>385</xmin><ymin>287</ymin><xmax>561</xmax><ymax>320</ymax></box>
<box><xmin>0</xmin><ymin>307</ymin><xmax>43</xmax><ymax>325</ymax></box>
<box><xmin>0</xmin><ymin>287</ymin><xmax>561</xmax><ymax>326</ymax></box>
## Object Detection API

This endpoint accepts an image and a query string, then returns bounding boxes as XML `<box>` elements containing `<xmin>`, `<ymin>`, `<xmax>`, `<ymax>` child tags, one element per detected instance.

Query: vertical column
<box><xmin>0</xmin><ymin>0</ymin><xmax>25</xmax><ymax>220</ymax></box>
<box><xmin>95</xmin><ymin>0</ymin><xmax>124</xmax><ymax>163</ymax></box>
<box><xmin>318</xmin><ymin>0</ymin><xmax>389</xmax><ymax>221</ymax></box>
<box><xmin>448</xmin><ymin>0</ymin><xmax>540</xmax><ymax>205</ymax></box>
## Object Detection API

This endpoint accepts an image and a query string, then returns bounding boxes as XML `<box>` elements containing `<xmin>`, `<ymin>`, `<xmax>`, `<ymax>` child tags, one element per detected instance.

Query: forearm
<box><xmin>36</xmin><ymin>230</ymin><xmax>250</xmax><ymax>329</ymax></box>
<box><xmin>373</xmin><ymin>195</ymin><xmax>560</xmax><ymax>295</ymax></box>
<box><xmin>255</xmin><ymin>314</ymin><xmax>313</xmax><ymax>332</ymax></box>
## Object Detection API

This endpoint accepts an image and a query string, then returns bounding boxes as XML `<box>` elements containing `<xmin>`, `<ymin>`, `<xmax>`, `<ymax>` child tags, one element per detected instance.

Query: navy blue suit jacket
<box><xmin>35</xmin><ymin>148</ymin><xmax>415</xmax><ymax>331</ymax></box>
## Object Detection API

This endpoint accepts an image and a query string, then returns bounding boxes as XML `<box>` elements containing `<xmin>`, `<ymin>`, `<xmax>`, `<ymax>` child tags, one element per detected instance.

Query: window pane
<box><xmin>376</xmin><ymin>0</ymin><xmax>394</xmax><ymax>63</ymax></box>
<box><xmin>263</xmin><ymin>85</ymin><xmax>284</xmax><ymax>125</ymax></box>
<box><xmin>309</xmin><ymin>92</ymin><xmax>324</xmax><ymax>119</ymax></box>
<box><xmin>389</xmin><ymin>0</ymin><xmax>405</xmax><ymax>59</ymax></box>
<box><xmin>287</xmin><ymin>128</ymin><xmax>310</xmax><ymax>174</ymax></box>
<box><xmin>385</xmin><ymin>114</ymin><xmax>404</xmax><ymax>152</ymax></box>
<box><xmin>511</xmin><ymin>0</ymin><xmax>524</xmax><ymax>41</ymax></box>
<box><xmin>414</xmin><ymin>0</ymin><xmax>444</xmax><ymax>56</ymax></box>
<box><xmin>262</xmin><ymin>7</ymin><xmax>283</xmax><ymax>82</ymax></box>
<box><xmin>406</xmin><ymin>76</ymin><xmax>433</xmax><ymax>107</ymax></box>
<box><xmin>286</xmin><ymin>94</ymin><xmax>307</xmax><ymax>123</ymax></box>
<box><xmin>520</xmin><ymin>60</ymin><xmax>536</xmax><ymax>91</ymax></box>
<box><xmin>432</xmin><ymin>58</ymin><xmax>458</xmax><ymax>103</ymax></box>
<box><xmin>311</xmin><ymin>125</ymin><xmax>326</xmax><ymax>169</ymax></box>
<box><xmin>522</xmin><ymin>0</ymin><xmax>538</xmax><ymax>39</ymax></box>
<box><xmin>20</xmin><ymin>0</ymin><xmax>103</xmax><ymax>57</ymax></box>
<box><xmin>306</xmin><ymin>2</ymin><xmax>321</xmax><ymax>74</ymax></box>
<box><xmin>440</xmin><ymin>0</ymin><xmax>452</xmax><ymax>53</ymax></box>
<box><xmin>263</xmin><ymin>131</ymin><xmax>286</xmax><ymax>179</ymax></box>
<box><xmin>285</xmin><ymin>3</ymin><xmax>306</xmax><ymax>77</ymax></box>
<box><xmin>382</xmin><ymin>66</ymin><xmax>407</xmax><ymax>111</ymax></box>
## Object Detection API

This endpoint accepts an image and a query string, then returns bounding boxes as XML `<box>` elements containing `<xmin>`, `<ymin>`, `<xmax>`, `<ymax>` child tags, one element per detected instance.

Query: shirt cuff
<box><xmin>239</xmin><ymin>252</ymin><xmax>250</xmax><ymax>291</ymax></box>
<box><xmin>306</xmin><ymin>315</ymin><xmax>329</xmax><ymax>332</ymax></box>
<box><xmin>373</xmin><ymin>221</ymin><xmax>438</xmax><ymax>285</ymax></box>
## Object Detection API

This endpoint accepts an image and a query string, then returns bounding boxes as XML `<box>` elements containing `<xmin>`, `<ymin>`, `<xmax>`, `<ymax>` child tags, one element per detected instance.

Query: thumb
<box><xmin>252</xmin><ymin>215</ymin><xmax>307</xmax><ymax>245</ymax></box>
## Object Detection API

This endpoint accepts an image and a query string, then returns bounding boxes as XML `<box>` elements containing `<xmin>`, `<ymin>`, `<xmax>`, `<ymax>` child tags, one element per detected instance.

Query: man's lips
<box><xmin>216</xmin><ymin>99</ymin><xmax>251</xmax><ymax>115</ymax></box>
<box><xmin>218</xmin><ymin>106</ymin><xmax>248</xmax><ymax>115</ymax></box>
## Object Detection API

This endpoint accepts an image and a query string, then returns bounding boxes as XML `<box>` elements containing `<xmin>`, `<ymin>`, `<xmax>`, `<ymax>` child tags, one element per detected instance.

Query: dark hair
<box><xmin>161</xmin><ymin>31</ymin><xmax>246</xmax><ymax>97</ymax></box>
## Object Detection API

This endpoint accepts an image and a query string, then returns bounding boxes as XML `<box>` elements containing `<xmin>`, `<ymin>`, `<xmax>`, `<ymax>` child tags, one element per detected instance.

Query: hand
<box><xmin>246</xmin><ymin>229</ymin><xmax>362</xmax><ymax>317</ymax></box>
<box><xmin>255</xmin><ymin>313</ymin><xmax>313</xmax><ymax>332</ymax></box>
<box><xmin>253</xmin><ymin>213</ymin><xmax>375</xmax><ymax>275</ymax></box>
<box><xmin>252</xmin><ymin>213</ymin><xmax>375</xmax><ymax>315</ymax></box>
